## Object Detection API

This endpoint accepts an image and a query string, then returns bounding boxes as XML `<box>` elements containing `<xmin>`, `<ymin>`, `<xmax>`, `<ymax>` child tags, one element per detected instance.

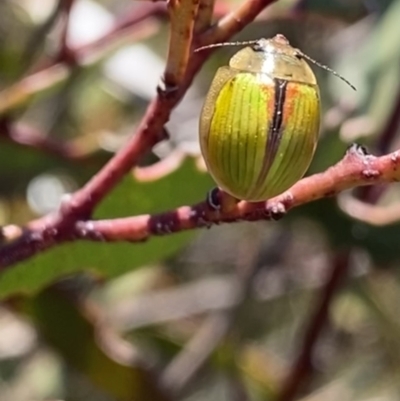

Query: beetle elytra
<box><xmin>198</xmin><ymin>34</ymin><xmax>355</xmax><ymax>202</ymax></box>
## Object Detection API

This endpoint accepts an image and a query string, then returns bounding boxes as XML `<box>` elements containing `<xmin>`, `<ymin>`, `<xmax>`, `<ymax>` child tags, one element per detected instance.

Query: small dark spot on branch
<box><xmin>55</xmin><ymin>41</ymin><xmax>79</xmax><ymax>66</ymax></box>
<box><xmin>323</xmin><ymin>190</ymin><xmax>337</xmax><ymax>198</ymax></box>
<box><xmin>149</xmin><ymin>212</ymin><xmax>180</xmax><ymax>235</ymax></box>
<box><xmin>157</xmin><ymin>77</ymin><xmax>179</xmax><ymax>99</ymax></box>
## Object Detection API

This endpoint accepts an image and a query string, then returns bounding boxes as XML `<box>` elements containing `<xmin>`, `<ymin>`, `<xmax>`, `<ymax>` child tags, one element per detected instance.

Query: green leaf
<box><xmin>29</xmin><ymin>288</ymin><xmax>171</xmax><ymax>401</ymax></box>
<box><xmin>0</xmin><ymin>158</ymin><xmax>213</xmax><ymax>299</ymax></box>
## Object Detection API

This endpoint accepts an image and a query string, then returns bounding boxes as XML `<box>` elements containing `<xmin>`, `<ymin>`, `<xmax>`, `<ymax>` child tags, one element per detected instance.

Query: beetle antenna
<box><xmin>194</xmin><ymin>40</ymin><xmax>260</xmax><ymax>53</ymax></box>
<box><xmin>297</xmin><ymin>51</ymin><xmax>356</xmax><ymax>91</ymax></box>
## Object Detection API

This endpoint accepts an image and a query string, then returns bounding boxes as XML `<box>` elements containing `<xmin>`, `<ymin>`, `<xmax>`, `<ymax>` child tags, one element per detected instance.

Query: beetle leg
<box><xmin>206</xmin><ymin>187</ymin><xmax>221</xmax><ymax>211</ymax></box>
<box><xmin>206</xmin><ymin>188</ymin><xmax>239</xmax><ymax>213</ymax></box>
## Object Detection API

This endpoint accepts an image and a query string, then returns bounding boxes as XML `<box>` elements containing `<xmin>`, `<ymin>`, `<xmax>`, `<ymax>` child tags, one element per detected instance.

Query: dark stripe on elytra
<box><xmin>253</xmin><ymin>78</ymin><xmax>288</xmax><ymax>193</ymax></box>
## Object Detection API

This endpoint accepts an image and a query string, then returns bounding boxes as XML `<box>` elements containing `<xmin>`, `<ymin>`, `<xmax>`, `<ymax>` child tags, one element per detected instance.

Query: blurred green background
<box><xmin>1</xmin><ymin>0</ymin><xmax>400</xmax><ymax>400</ymax></box>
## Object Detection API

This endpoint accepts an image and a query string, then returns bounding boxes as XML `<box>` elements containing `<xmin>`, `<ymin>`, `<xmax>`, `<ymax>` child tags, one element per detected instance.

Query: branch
<box><xmin>0</xmin><ymin>143</ymin><xmax>399</xmax><ymax>272</ymax></box>
<box><xmin>194</xmin><ymin>0</ymin><xmax>216</xmax><ymax>34</ymax></box>
<box><xmin>338</xmin><ymin>193</ymin><xmax>400</xmax><ymax>226</ymax></box>
<box><xmin>355</xmin><ymin>80</ymin><xmax>400</xmax><ymax>202</ymax></box>
<box><xmin>161</xmin><ymin>226</ymin><xmax>263</xmax><ymax>394</ymax></box>
<box><xmin>164</xmin><ymin>0</ymin><xmax>200</xmax><ymax>88</ymax></box>
<box><xmin>133</xmin><ymin>151</ymin><xmax>187</xmax><ymax>181</ymax></box>
<box><xmin>275</xmin><ymin>252</ymin><xmax>350</xmax><ymax>401</ymax></box>
<box><xmin>0</xmin><ymin>120</ymin><xmax>99</xmax><ymax>162</ymax></box>
<box><xmin>72</xmin><ymin>144</ymin><xmax>400</xmax><ymax>242</ymax></box>
<box><xmin>19</xmin><ymin>0</ymin><xmax>64</xmax><ymax>74</ymax></box>
<box><xmin>56</xmin><ymin>0</ymin><xmax>76</xmax><ymax>64</ymax></box>
<box><xmin>75</xmin><ymin>3</ymin><xmax>167</xmax><ymax>61</ymax></box>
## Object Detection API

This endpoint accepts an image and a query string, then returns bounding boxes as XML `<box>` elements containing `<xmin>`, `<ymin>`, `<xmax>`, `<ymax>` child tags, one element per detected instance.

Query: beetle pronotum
<box><xmin>197</xmin><ymin>34</ymin><xmax>355</xmax><ymax>203</ymax></box>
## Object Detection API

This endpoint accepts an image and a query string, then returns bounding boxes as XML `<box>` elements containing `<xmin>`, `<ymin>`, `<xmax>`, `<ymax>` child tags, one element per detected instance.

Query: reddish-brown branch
<box><xmin>0</xmin><ymin>121</ymin><xmax>96</xmax><ymax>161</ymax></box>
<box><xmin>1</xmin><ymin>144</ymin><xmax>400</xmax><ymax>271</ymax></box>
<box><xmin>56</xmin><ymin>0</ymin><xmax>76</xmax><ymax>64</ymax></box>
<box><xmin>275</xmin><ymin>252</ymin><xmax>350</xmax><ymax>401</ymax></box>
<box><xmin>71</xmin><ymin>144</ymin><xmax>400</xmax><ymax>241</ymax></box>
<box><xmin>133</xmin><ymin>151</ymin><xmax>186</xmax><ymax>181</ymax></box>
<box><xmin>164</xmin><ymin>0</ymin><xmax>200</xmax><ymax>88</ymax></box>
<box><xmin>194</xmin><ymin>0</ymin><xmax>216</xmax><ymax>34</ymax></box>
<box><xmin>62</xmin><ymin>98</ymin><xmax>170</xmax><ymax>218</ymax></box>
<box><xmin>338</xmin><ymin>194</ymin><xmax>400</xmax><ymax>226</ymax></box>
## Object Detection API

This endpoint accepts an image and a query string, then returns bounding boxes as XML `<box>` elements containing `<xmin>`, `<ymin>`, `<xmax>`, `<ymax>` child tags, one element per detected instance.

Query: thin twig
<box><xmin>194</xmin><ymin>0</ymin><xmax>216</xmax><ymax>34</ymax></box>
<box><xmin>0</xmin><ymin>121</ymin><xmax>97</xmax><ymax>161</ymax></box>
<box><xmin>338</xmin><ymin>194</ymin><xmax>400</xmax><ymax>226</ymax></box>
<box><xmin>161</xmin><ymin>225</ymin><xmax>262</xmax><ymax>394</ymax></box>
<box><xmin>275</xmin><ymin>252</ymin><xmax>350</xmax><ymax>401</ymax></box>
<box><xmin>133</xmin><ymin>151</ymin><xmax>187</xmax><ymax>181</ymax></box>
<box><xmin>161</xmin><ymin>312</ymin><xmax>233</xmax><ymax>392</ymax></box>
<box><xmin>356</xmin><ymin>78</ymin><xmax>400</xmax><ymax>202</ymax></box>
<box><xmin>164</xmin><ymin>0</ymin><xmax>200</xmax><ymax>88</ymax></box>
<box><xmin>76</xmin><ymin>3</ymin><xmax>167</xmax><ymax>61</ymax></box>
<box><xmin>0</xmin><ymin>3</ymin><xmax>166</xmax><ymax>114</ymax></box>
<box><xmin>0</xmin><ymin>64</ymin><xmax>70</xmax><ymax>115</ymax></box>
<box><xmin>56</xmin><ymin>0</ymin><xmax>76</xmax><ymax>64</ymax></box>
<box><xmin>19</xmin><ymin>0</ymin><xmax>64</xmax><ymax>74</ymax></box>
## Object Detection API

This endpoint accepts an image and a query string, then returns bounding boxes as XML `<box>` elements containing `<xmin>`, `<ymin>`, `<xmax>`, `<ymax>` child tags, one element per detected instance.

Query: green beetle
<box><xmin>198</xmin><ymin>34</ymin><xmax>354</xmax><ymax>202</ymax></box>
